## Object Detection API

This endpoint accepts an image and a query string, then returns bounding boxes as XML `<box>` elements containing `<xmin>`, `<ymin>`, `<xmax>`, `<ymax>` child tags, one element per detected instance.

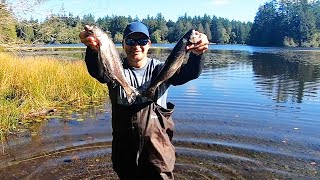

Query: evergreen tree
<box><xmin>210</xmin><ymin>16</ymin><xmax>219</xmax><ymax>43</ymax></box>
<box><xmin>155</xmin><ymin>13</ymin><xmax>168</xmax><ymax>42</ymax></box>
<box><xmin>204</xmin><ymin>22</ymin><xmax>212</xmax><ymax>42</ymax></box>
<box><xmin>313</xmin><ymin>0</ymin><xmax>320</xmax><ymax>30</ymax></box>
<box><xmin>96</xmin><ymin>16</ymin><xmax>112</xmax><ymax>32</ymax></box>
<box><xmin>82</xmin><ymin>14</ymin><xmax>95</xmax><ymax>26</ymax></box>
<box><xmin>142</xmin><ymin>15</ymin><xmax>157</xmax><ymax>35</ymax></box>
<box><xmin>197</xmin><ymin>23</ymin><xmax>204</xmax><ymax>33</ymax></box>
<box><xmin>0</xmin><ymin>2</ymin><xmax>17</xmax><ymax>44</ymax></box>
<box><xmin>249</xmin><ymin>1</ymin><xmax>279</xmax><ymax>46</ymax></box>
<box><xmin>292</xmin><ymin>0</ymin><xmax>317</xmax><ymax>46</ymax></box>
<box><xmin>110</xmin><ymin>16</ymin><xmax>129</xmax><ymax>38</ymax></box>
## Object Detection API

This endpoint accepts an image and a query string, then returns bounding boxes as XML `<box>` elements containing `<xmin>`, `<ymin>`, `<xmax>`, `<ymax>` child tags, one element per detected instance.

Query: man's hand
<box><xmin>186</xmin><ymin>31</ymin><xmax>209</xmax><ymax>55</ymax></box>
<box><xmin>79</xmin><ymin>25</ymin><xmax>99</xmax><ymax>51</ymax></box>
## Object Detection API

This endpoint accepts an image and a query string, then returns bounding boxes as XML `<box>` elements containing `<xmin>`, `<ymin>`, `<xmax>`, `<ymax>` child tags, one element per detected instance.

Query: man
<box><xmin>80</xmin><ymin>21</ymin><xmax>209</xmax><ymax>179</ymax></box>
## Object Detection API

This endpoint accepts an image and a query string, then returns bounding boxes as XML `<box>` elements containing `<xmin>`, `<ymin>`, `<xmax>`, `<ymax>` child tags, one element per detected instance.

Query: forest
<box><xmin>1</xmin><ymin>0</ymin><xmax>320</xmax><ymax>47</ymax></box>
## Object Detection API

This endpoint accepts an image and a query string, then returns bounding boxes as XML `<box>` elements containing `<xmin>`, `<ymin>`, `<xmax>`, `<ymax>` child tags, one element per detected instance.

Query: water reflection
<box><xmin>252</xmin><ymin>52</ymin><xmax>320</xmax><ymax>103</ymax></box>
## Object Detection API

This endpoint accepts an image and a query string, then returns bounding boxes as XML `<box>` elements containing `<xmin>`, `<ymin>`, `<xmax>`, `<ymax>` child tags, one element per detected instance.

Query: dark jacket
<box><xmin>84</xmin><ymin>47</ymin><xmax>204</xmax><ymax>108</ymax></box>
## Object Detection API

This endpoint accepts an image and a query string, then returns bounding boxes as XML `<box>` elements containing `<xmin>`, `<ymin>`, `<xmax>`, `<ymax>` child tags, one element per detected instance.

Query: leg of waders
<box><xmin>111</xmin><ymin>105</ymin><xmax>141</xmax><ymax>180</ymax></box>
<box><xmin>112</xmin><ymin>129</ymin><xmax>139</xmax><ymax>180</ymax></box>
<box><xmin>137</xmin><ymin>102</ymin><xmax>176</xmax><ymax>180</ymax></box>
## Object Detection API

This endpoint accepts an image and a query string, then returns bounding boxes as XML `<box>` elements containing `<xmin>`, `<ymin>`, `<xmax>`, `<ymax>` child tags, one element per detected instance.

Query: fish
<box><xmin>143</xmin><ymin>29</ymin><xmax>201</xmax><ymax>101</ymax></box>
<box><xmin>85</xmin><ymin>25</ymin><xmax>139</xmax><ymax>104</ymax></box>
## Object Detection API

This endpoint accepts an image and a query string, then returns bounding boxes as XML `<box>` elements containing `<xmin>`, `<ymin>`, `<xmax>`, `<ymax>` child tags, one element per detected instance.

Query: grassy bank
<box><xmin>0</xmin><ymin>52</ymin><xmax>108</xmax><ymax>134</ymax></box>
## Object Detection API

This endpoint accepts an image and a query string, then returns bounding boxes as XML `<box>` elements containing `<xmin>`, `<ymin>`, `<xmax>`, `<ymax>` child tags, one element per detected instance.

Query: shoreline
<box><xmin>0</xmin><ymin>112</ymin><xmax>318</xmax><ymax>179</ymax></box>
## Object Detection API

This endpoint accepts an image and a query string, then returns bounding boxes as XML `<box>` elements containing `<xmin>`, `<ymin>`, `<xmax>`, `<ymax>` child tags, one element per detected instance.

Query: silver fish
<box><xmin>86</xmin><ymin>25</ymin><xmax>139</xmax><ymax>104</ymax></box>
<box><xmin>143</xmin><ymin>29</ymin><xmax>201</xmax><ymax>101</ymax></box>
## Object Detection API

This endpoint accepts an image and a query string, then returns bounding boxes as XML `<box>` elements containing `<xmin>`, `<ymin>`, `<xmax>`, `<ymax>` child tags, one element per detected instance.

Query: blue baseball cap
<box><xmin>124</xmin><ymin>22</ymin><xmax>150</xmax><ymax>39</ymax></box>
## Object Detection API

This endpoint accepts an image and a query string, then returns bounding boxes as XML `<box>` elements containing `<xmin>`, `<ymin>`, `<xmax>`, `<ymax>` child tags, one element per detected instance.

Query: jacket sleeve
<box><xmin>168</xmin><ymin>52</ymin><xmax>204</xmax><ymax>86</ymax></box>
<box><xmin>84</xmin><ymin>47</ymin><xmax>110</xmax><ymax>83</ymax></box>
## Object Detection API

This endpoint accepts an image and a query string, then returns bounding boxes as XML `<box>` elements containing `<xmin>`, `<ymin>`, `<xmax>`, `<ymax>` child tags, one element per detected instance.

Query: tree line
<box><xmin>250</xmin><ymin>0</ymin><xmax>320</xmax><ymax>47</ymax></box>
<box><xmin>1</xmin><ymin>0</ymin><xmax>320</xmax><ymax>47</ymax></box>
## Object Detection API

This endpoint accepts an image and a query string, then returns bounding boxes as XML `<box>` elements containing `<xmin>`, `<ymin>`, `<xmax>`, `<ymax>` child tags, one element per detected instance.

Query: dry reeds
<box><xmin>0</xmin><ymin>52</ymin><xmax>108</xmax><ymax>133</ymax></box>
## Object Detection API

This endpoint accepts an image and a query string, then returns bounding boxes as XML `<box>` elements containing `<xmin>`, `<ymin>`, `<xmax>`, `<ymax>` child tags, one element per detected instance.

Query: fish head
<box><xmin>91</xmin><ymin>26</ymin><xmax>104</xmax><ymax>39</ymax></box>
<box><xmin>189</xmin><ymin>29</ymin><xmax>201</xmax><ymax>44</ymax></box>
<box><xmin>84</xmin><ymin>25</ymin><xmax>105</xmax><ymax>40</ymax></box>
<box><xmin>84</xmin><ymin>25</ymin><xmax>114</xmax><ymax>49</ymax></box>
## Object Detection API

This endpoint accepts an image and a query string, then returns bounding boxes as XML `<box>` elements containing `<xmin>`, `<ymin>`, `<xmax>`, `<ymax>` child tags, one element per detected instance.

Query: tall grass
<box><xmin>0</xmin><ymin>52</ymin><xmax>108</xmax><ymax>132</ymax></box>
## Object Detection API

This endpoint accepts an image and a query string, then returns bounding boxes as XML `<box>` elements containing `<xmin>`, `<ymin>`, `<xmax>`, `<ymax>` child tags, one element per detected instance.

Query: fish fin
<box><xmin>135</xmin><ymin>87</ymin><xmax>151</xmax><ymax>103</ymax></box>
<box><xmin>126</xmin><ymin>96</ymin><xmax>135</xmax><ymax>105</ymax></box>
<box><xmin>126</xmin><ymin>86</ymin><xmax>140</xmax><ymax>105</ymax></box>
<box><xmin>133</xmin><ymin>87</ymin><xmax>141</xmax><ymax>98</ymax></box>
<box><xmin>136</xmin><ymin>86</ymin><xmax>144</xmax><ymax>97</ymax></box>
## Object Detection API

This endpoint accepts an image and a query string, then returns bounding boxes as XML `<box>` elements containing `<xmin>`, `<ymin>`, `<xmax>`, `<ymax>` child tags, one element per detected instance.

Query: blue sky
<box><xmin>10</xmin><ymin>0</ymin><xmax>269</xmax><ymax>22</ymax></box>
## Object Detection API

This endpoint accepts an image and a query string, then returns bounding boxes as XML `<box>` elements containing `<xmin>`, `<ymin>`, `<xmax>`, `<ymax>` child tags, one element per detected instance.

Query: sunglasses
<box><xmin>125</xmin><ymin>38</ymin><xmax>149</xmax><ymax>46</ymax></box>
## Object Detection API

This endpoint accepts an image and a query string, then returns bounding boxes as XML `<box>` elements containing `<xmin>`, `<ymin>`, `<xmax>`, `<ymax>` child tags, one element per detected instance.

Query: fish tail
<box><xmin>126</xmin><ymin>86</ymin><xmax>140</xmax><ymax>105</ymax></box>
<box><xmin>142</xmin><ymin>88</ymin><xmax>156</xmax><ymax>102</ymax></box>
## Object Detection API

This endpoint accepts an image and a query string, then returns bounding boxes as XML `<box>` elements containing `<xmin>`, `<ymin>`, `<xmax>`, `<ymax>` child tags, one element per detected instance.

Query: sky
<box><xmin>9</xmin><ymin>0</ymin><xmax>269</xmax><ymax>23</ymax></box>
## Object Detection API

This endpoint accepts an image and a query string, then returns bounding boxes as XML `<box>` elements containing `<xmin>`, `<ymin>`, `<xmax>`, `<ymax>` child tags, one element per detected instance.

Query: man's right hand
<box><xmin>79</xmin><ymin>25</ymin><xmax>99</xmax><ymax>51</ymax></box>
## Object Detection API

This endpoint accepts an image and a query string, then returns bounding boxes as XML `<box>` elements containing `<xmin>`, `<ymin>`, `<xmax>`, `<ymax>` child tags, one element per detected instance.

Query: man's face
<box><xmin>123</xmin><ymin>32</ymin><xmax>150</xmax><ymax>64</ymax></box>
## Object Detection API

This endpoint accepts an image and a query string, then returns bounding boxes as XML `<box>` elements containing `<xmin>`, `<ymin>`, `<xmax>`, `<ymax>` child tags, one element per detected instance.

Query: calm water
<box><xmin>1</xmin><ymin>45</ymin><xmax>319</xmax><ymax>179</ymax></box>
<box><xmin>171</xmin><ymin>50</ymin><xmax>320</xmax><ymax>156</ymax></box>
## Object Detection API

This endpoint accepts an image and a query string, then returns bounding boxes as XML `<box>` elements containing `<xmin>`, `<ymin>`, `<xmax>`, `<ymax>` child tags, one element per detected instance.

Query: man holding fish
<box><xmin>79</xmin><ymin>21</ymin><xmax>209</xmax><ymax>180</ymax></box>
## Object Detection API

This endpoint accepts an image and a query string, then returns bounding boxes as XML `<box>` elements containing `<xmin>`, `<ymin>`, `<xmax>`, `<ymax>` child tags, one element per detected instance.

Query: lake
<box><xmin>1</xmin><ymin>45</ymin><xmax>319</xmax><ymax>179</ymax></box>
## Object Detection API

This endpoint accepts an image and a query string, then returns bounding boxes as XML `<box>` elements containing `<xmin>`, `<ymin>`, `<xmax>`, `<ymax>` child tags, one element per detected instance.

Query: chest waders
<box><xmin>111</xmin><ymin>102</ymin><xmax>175</xmax><ymax>180</ymax></box>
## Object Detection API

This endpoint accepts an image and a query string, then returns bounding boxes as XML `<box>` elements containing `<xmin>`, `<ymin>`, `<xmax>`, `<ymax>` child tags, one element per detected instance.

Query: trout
<box><xmin>143</xmin><ymin>29</ymin><xmax>201</xmax><ymax>101</ymax></box>
<box><xmin>86</xmin><ymin>25</ymin><xmax>139</xmax><ymax>104</ymax></box>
